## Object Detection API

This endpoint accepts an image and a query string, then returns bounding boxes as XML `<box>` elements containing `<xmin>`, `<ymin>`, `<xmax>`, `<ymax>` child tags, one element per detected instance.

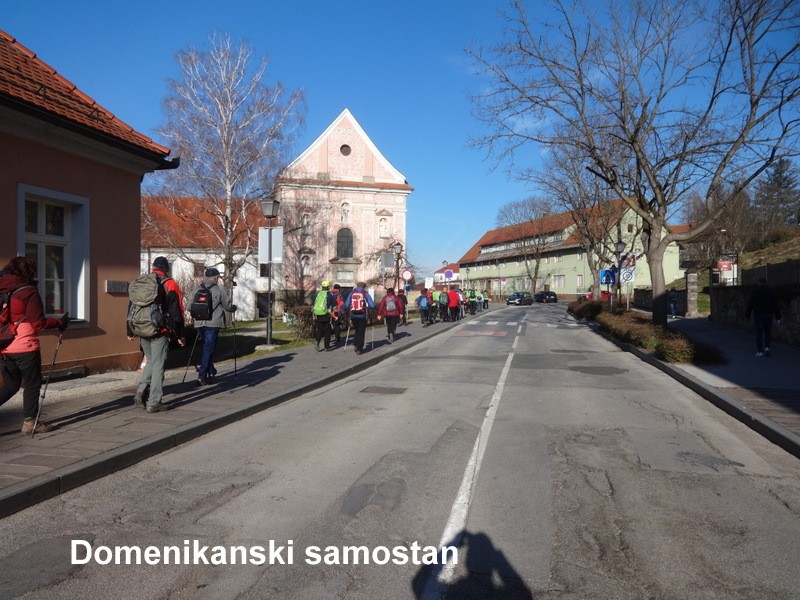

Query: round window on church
<box><xmin>340</xmin><ymin>144</ymin><xmax>351</xmax><ymax>156</ymax></box>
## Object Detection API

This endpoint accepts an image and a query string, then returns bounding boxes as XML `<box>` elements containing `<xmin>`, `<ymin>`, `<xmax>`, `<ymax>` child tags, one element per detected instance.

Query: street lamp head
<box><xmin>261</xmin><ymin>199</ymin><xmax>280</xmax><ymax>218</ymax></box>
<box><xmin>442</xmin><ymin>260</ymin><xmax>448</xmax><ymax>268</ymax></box>
<box><xmin>393</xmin><ymin>242</ymin><xmax>403</xmax><ymax>255</ymax></box>
<box><xmin>615</xmin><ymin>240</ymin><xmax>626</xmax><ymax>254</ymax></box>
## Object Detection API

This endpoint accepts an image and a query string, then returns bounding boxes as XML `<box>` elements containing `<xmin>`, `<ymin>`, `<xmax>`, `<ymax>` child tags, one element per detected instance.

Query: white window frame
<box><xmin>17</xmin><ymin>184</ymin><xmax>89</xmax><ymax>322</ymax></box>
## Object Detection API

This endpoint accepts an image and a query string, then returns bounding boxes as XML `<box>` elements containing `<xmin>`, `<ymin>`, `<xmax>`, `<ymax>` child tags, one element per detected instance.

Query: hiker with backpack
<box><xmin>343</xmin><ymin>282</ymin><xmax>375</xmax><ymax>355</ymax></box>
<box><xmin>416</xmin><ymin>288</ymin><xmax>431</xmax><ymax>327</ymax></box>
<box><xmin>0</xmin><ymin>257</ymin><xmax>70</xmax><ymax>434</ymax></box>
<box><xmin>188</xmin><ymin>268</ymin><xmax>236</xmax><ymax>385</ymax></box>
<box><xmin>126</xmin><ymin>256</ymin><xmax>185</xmax><ymax>413</ymax></box>
<box><xmin>331</xmin><ymin>283</ymin><xmax>347</xmax><ymax>345</ymax></box>
<box><xmin>312</xmin><ymin>281</ymin><xmax>337</xmax><ymax>352</ymax></box>
<box><xmin>377</xmin><ymin>287</ymin><xmax>404</xmax><ymax>343</ymax></box>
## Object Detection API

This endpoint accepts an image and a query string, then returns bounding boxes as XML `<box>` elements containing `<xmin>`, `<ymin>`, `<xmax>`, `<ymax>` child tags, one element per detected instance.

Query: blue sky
<box><xmin>4</xmin><ymin>1</ymin><xmax>537</xmax><ymax>278</ymax></box>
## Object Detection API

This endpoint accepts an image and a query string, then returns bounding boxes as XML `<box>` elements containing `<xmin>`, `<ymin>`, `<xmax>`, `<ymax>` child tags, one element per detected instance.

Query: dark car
<box><xmin>506</xmin><ymin>292</ymin><xmax>533</xmax><ymax>305</ymax></box>
<box><xmin>534</xmin><ymin>291</ymin><xmax>558</xmax><ymax>303</ymax></box>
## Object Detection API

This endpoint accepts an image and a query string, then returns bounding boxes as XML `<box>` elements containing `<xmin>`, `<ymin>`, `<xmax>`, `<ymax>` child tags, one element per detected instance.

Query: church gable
<box><xmin>283</xmin><ymin>108</ymin><xmax>408</xmax><ymax>187</ymax></box>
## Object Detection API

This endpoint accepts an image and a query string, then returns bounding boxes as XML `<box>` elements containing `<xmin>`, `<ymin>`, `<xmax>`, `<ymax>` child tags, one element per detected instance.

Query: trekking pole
<box><xmin>182</xmin><ymin>329</ymin><xmax>200</xmax><ymax>384</ymax></box>
<box><xmin>231</xmin><ymin>315</ymin><xmax>238</xmax><ymax>377</ymax></box>
<box><xmin>344</xmin><ymin>321</ymin><xmax>352</xmax><ymax>348</ymax></box>
<box><xmin>32</xmin><ymin>318</ymin><xmax>67</xmax><ymax>438</ymax></box>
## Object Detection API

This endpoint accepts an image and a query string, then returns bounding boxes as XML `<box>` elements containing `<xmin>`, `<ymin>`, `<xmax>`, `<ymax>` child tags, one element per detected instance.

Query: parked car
<box><xmin>534</xmin><ymin>291</ymin><xmax>558</xmax><ymax>303</ymax></box>
<box><xmin>506</xmin><ymin>292</ymin><xmax>533</xmax><ymax>305</ymax></box>
<box><xmin>579</xmin><ymin>288</ymin><xmax>611</xmax><ymax>301</ymax></box>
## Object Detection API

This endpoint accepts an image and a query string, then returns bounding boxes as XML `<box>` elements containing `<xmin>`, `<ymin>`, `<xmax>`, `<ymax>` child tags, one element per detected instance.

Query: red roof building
<box><xmin>1</xmin><ymin>30</ymin><xmax>177</xmax><ymax>372</ymax></box>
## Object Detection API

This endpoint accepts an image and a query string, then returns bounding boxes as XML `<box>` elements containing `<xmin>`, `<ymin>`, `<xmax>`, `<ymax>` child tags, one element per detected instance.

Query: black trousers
<box><xmin>0</xmin><ymin>350</ymin><xmax>43</xmax><ymax>419</ymax></box>
<box><xmin>314</xmin><ymin>316</ymin><xmax>332</xmax><ymax>349</ymax></box>
<box><xmin>351</xmin><ymin>317</ymin><xmax>367</xmax><ymax>351</ymax></box>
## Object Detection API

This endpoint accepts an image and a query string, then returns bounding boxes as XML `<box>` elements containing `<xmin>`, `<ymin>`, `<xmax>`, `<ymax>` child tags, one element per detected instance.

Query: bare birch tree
<box><xmin>471</xmin><ymin>0</ymin><xmax>800</xmax><ymax>324</ymax></box>
<box><xmin>145</xmin><ymin>32</ymin><xmax>304</xmax><ymax>292</ymax></box>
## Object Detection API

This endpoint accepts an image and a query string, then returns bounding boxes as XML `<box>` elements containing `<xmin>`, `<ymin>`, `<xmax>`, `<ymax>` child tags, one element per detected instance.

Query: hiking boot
<box><xmin>21</xmin><ymin>419</ymin><xmax>54</xmax><ymax>435</ymax></box>
<box><xmin>755</xmin><ymin>352</ymin><xmax>765</xmax><ymax>357</ymax></box>
<box><xmin>146</xmin><ymin>403</ymin><xmax>167</xmax><ymax>413</ymax></box>
<box><xmin>765</xmin><ymin>347</ymin><xmax>771</xmax><ymax>357</ymax></box>
<box><xmin>315</xmin><ymin>341</ymin><xmax>320</xmax><ymax>351</ymax></box>
<box><xmin>133</xmin><ymin>393</ymin><xmax>147</xmax><ymax>409</ymax></box>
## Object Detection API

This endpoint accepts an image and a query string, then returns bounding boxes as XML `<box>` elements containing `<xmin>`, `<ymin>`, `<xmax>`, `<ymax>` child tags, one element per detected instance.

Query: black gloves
<box><xmin>230</xmin><ymin>305</ymin><xmax>237</xmax><ymax>312</ymax></box>
<box><xmin>59</xmin><ymin>312</ymin><xmax>71</xmax><ymax>331</ymax></box>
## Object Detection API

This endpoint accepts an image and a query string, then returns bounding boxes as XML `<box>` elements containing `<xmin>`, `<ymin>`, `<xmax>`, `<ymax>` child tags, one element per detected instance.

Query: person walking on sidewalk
<box><xmin>668</xmin><ymin>288</ymin><xmax>680</xmax><ymax>318</ymax></box>
<box><xmin>128</xmin><ymin>256</ymin><xmax>185</xmax><ymax>412</ymax></box>
<box><xmin>0</xmin><ymin>257</ymin><xmax>70</xmax><ymax>434</ymax></box>
<box><xmin>377</xmin><ymin>288</ymin><xmax>404</xmax><ymax>343</ymax></box>
<box><xmin>745</xmin><ymin>278</ymin><xmax>781</xmax><ymax>357</ymax></box>
<box><xmin>189</xmin><ymin>268</ymin><xmax>236</xmax><ymax>385</ymax></box>
<box><xmin>331</xmin><ymin>283</ymin><xmax>346</xmax><ymax>345</ymax></box>
<box><xmin>416</xmin><ymin>288</ymin><xmax>431</xmax><ymax>327</ymax></box>
<box><xmin>312</xmin><ymin>281</ymin><xmax>337</xmax><ymax>351</ymax></box>
<box><xmin>344</xmin><ymin>282</ymin><xmax>375</xmax><ymax>354</ymax></box>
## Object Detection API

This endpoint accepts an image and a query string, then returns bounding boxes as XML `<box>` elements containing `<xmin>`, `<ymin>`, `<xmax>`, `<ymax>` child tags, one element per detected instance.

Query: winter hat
<box><xmin>205</xmin><ymin>268</ymin><xmax>220</xmax><ymax>277</ymax></box>
<box><xmin>152</xmin><ymin>256</ymin><xmax>170</xmax><ymax>271</ymax></box>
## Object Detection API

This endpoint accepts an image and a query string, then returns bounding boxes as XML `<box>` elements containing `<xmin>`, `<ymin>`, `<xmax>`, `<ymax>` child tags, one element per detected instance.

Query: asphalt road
<box><xmin>1</xmin><ymin>305</ymin><xmax>799</xmax><ymax>599</ymax></box>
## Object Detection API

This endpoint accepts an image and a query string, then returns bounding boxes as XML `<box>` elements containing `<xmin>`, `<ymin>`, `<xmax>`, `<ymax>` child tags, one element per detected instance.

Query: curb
<box><xmin>587</xmin><ymin>321</ymin><xmax>800</xmax><ymax>460</ymax></box>
<box><xmin>0</xmin><ymin>319</ymin><xmax>459</xmax><ymax>519</ymax></box>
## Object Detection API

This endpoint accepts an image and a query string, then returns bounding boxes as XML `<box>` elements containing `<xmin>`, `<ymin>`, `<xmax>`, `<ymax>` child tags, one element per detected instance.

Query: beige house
<box><xmin>274</xmin><ymin>109</ymin><xmax>413</xmax><ymax>303</ymax></box>
<box><xmin>0</xmin><ymin>30</ymin><xmax>176</xmax><ymax>373</ymax></box>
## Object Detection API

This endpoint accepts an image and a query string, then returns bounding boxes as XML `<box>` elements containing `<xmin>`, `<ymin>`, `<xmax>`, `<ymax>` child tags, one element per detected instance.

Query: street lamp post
<box><xmin>261</xmin><ymin>199</ymin><xmax>280</xmax><ymax>346</ymax></box>
<box><xmin>393</xmin><ymin>242</ymin><xmax>403</xmax><ymax>291</ymax></box>
<box><xmin>614</xmin><ymin>239</ymin><xmax>626</xmax><ymax>310</ymax></box>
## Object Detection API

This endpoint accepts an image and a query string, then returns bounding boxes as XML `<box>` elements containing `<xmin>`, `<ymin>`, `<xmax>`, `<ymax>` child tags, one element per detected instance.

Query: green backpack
<box><xmin>127</xmin><ymin>273</ymin><xmax>167</xmax><ymax>337</ymax></box>
<box><xmin>313</xmin><ymin>290</ymin><xmax>330</xmax><ymax>316</ymax></box>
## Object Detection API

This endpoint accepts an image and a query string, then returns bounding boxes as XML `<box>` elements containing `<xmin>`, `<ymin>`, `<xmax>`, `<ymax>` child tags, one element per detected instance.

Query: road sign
<box><xmin>402</xmin><ymin>269</ymin><xmax>413</xmax><ymax>281</ymax></box>
<box><xmin>444</xmin><ymin>269</ymin><xmax>453</xmax><ymax>280</ymax></box>
<box><xmin>620</xmin><ymin>267</ymin><xmax>635</xmax><ymax>283</ymax></box>
<box><xmin>600</xmin><ymin>270</ymin><xmax>616</xmax><ymax>285</ymax></box>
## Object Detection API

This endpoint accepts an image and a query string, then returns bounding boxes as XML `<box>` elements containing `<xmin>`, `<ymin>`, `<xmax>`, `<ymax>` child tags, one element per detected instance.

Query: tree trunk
<box><xmin>647</xmin><ymin>243</ymin><xmax>669</xmax><ymax>326</ymax></box>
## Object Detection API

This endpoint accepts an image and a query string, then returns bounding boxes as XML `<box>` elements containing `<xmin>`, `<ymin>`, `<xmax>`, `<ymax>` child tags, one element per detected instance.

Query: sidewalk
<box><xmin>1</xmin><ymin>308</ymin><xmax>799</xmax><ymax>518</ymax></box>
<box><xmin>0</xmin><ymin>313</ymin><xmax>468</xmax><ymax>518</ymax></box>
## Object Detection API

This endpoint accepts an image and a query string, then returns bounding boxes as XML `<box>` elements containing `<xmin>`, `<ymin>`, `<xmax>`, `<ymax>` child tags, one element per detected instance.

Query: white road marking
<box><xmin>421</xmin><ymin>350</ymin><xmax>516</xmax><ymax>599</ymax></box>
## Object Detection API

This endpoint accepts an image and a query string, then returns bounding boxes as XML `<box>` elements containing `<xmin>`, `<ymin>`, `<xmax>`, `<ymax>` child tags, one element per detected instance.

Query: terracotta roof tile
<box><xmin>142</xmin><ymin>197</ymin><xmax>264</xmax><ymax>249</ymax></box>
<box><xmin>0</xmin><ymin>30</ymin><xmax>170</xmax><ymax>159</ymax></box>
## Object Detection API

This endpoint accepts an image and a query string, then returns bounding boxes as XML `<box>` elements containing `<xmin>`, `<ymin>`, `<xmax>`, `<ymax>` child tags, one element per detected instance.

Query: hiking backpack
<box><xmin>0</xmin><ymin>286</ymin><xmax>30</xmax><ymax>350</ymax></box>
<box><xmin>385</xmin><ymin>295</ymin><xmax>397</xmax><ymax>313</ymax></box>
<box><xmin>190</xmin><ymin>284</ymin><xmax>214</xmax><ymax>321</ymax></box>
<box><xmin>350</xmin><ymin>290</ymin><xmax>366</xmax><ymax>314</ymax></box>
<box><xmin>127</xmin><ymin>273</ymin><xmax>167</xmax><ymax>338</ymax></box>
<box><xmin>313</xmin><ymin>290</ymin><xmax>330</xmax><ymax>316</ymax></box>
<box><xmin>419</xmin><ymin>295</ymin><xmax>429</xmax><ymax>310</ymax></box>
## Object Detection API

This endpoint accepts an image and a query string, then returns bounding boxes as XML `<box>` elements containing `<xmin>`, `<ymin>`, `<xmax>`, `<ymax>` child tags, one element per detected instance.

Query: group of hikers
<box><xmin>311</xmin><ymin>282</ymin><xmax>491</xmax><ymax>354</ymax></box>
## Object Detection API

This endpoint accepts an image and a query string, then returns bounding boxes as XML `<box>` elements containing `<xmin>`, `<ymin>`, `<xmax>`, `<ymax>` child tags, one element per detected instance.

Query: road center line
<box><xmin>421</xmin><ymin>349</ymin><xmax>516</xmax><ymax>599</ymax></box>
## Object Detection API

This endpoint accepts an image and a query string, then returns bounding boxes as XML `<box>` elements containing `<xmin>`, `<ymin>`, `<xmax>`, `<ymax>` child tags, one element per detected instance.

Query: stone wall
<box><xmin>710</xmin><ymin>285</ymin><xmax>800</xmax><ymax>348</ymax></box>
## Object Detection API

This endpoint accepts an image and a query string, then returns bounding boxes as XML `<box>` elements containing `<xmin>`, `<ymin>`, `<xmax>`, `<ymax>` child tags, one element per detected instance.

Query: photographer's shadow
<box><xmin>412</xmin><ymin>530</ymin><xmax>533</xmax><ymax>600</ymax></box>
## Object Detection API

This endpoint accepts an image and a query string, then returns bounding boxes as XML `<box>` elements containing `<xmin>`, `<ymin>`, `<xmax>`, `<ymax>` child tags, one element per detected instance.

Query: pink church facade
<box><xmin>275</xmin><ymin>109</ymin><xmax>413</xmax><ymax>304</ymax></box>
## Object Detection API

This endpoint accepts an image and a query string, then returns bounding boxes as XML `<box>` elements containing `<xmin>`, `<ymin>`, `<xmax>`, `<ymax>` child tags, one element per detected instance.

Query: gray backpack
<box><xmin>127</xmin><ymin>273</ymin><xmax>167</xmax><ymax>338</ymax></box>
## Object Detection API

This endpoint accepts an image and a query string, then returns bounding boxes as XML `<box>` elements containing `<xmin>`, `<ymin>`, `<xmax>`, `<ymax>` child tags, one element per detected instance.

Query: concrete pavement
<box><xmin>1</xmin><ymin>306</ymin><xmax>798</xmax><ymax>519</ymax></box>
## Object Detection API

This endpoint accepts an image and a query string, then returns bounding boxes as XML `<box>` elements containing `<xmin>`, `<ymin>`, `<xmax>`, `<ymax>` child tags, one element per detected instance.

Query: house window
<box><xmin>576</xmin><ymin>274</ymin><xmax>584</xmax><ymax>289</ymax></box>
<box><xmin>337</xmin><ymin>228</ymin><xmax>354</xmax><ymax>258</ymax></box>
<box><xmin>577</xmin><ymin>251</ymin><xmax>583</xmax><ymax>260</ymax></box>
<box><xmin>260</xmin><ymin>264</ymin><xmax>271</xmax><ymax>278</ymax></box>
<box><xmin>553</xmin><ymin>275</ymin><xmax>566</xmax><ymax>288</ymax></box>
<box><xmin>21</xmin><ymin>187</ymin><xmax>89</xmax><ymax>320</ymax></box>
<box><xmin>194</xmin><ymin>263</ymin><xmax>205</xmax><ymax>277</ymax></box>
<box><xmin>341</xmin><ymin>202</ymin><xmax>351</xmax><ymax>224</ymax></box>
<box><xmin>544</xmin><ymin>256</ymin><xmax>550</xmax><ymax>264</ymax></box>
<box><xmin>557</xmin><ymin>254</ymin><xmax>564</xmax><ymax>262</ymax></box>
<box><xmin>379</xmin><ymin>218</ymin><xmax>389</xmax><ymax>238</ymax></box>
<box><xmin>628</xmin><ymin>223</ymin><xmax>634</xmax><ymax>233</ymax></box>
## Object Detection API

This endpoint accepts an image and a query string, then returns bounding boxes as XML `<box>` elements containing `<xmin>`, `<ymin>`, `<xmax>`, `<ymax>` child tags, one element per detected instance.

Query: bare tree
<box><xmin>495</xmin><ymin>196</ymin><xmax>557</xmax><ymax>291</ymax></box>
<box><xmin>471</xmin><ymin>0</ymin><xmax>800</xmax><ymax>324</ymax></box>
<box><xmin>535</xmin><ymin>144</ymin><xmax>634</xmax><ymax>295</ymax></box>
<box><xmin>145</xmin><ymin>32</ymin><xmax>304</xmax><ymax>293</ymax></box>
